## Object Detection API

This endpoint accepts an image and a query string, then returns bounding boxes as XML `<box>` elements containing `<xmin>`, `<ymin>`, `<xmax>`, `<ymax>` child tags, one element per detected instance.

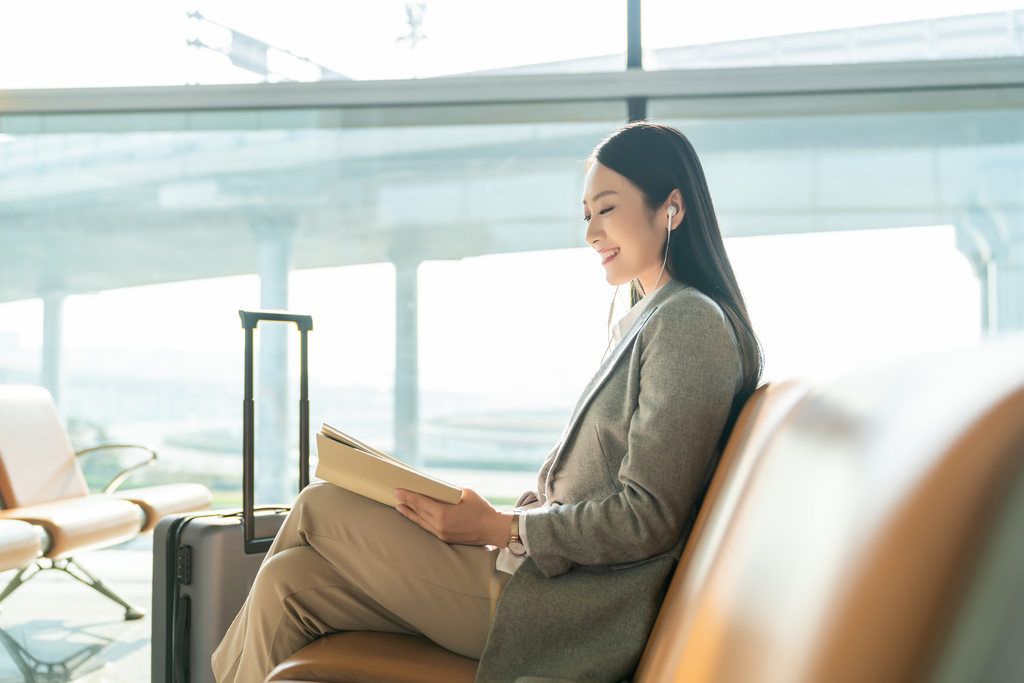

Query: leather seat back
<box><xmin>646</xmin><ymin>337</ymin><xmax>1024</xmax><ymax>683</ymax></box>
<box><xmin>635</xmin><ymin>379</ymin><xmax>811</xmax><ymax>682</ymax></box>
<box><xmin>0</xmin><ymin>386</ymin><xmax>90</xmax><ymax>508</ymax></box>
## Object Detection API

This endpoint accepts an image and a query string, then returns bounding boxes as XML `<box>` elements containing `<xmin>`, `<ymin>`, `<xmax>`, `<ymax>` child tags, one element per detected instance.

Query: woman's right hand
<box><xmin>395</xmin><ymin>487</ymin><xmax>513</xmax><ymax>547</ymax></box>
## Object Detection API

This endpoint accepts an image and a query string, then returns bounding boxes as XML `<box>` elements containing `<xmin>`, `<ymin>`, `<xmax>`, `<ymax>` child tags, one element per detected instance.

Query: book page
<box><xmin>314</xmin><ymin>433</ymin><xmax>463</xmax><ymax>507</ymax></box>
<box><xmin>321</xmin><ymin>423</ymin><xmax>396</xmax><ymax>461</ymax></box>
<box><xmin>320</xmin><ymin>423</ymin><xmax>445</xmax><ymax>480</ymax></box>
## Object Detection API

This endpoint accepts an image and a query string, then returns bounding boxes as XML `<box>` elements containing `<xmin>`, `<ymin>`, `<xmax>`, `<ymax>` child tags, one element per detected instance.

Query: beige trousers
<box><xmin>211</xmin><ymin>482</ymin><xmax>510</xmax><ymax>683</ymax></box>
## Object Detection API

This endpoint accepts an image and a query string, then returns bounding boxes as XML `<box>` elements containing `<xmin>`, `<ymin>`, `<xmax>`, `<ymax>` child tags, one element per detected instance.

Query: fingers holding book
<box><xmin>395</xmin><ymin>487</ymin><xmax>514</xmax><ymax>549</ymax></box>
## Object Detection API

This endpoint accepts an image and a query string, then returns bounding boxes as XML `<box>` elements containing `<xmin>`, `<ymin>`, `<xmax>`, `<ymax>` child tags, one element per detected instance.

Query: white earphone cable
<box><xmin>651</xmin><ymin>208</ymin><xmax>673</xmax><ymax>292</ymax></box>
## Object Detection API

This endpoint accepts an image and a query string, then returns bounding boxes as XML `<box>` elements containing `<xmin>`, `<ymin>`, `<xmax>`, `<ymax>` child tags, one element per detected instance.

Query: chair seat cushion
<box><xmin>111</xmin><ymin>483</ymin><xmax>213</xmax><ymax>533</ymax></box>
<box><xmin>265</xmin><ymin>632</ymin><xmax>479</xmax><ymax>683</ymax></box>
<box><xmin>0</xmin><ymin>519</ymin><xmax>42</xmax><ymax>572</ymax></box>
<box><xmin>0</xmin><ymin>494</ymin><xmax>142</xmax><ymax>559</ymax></box>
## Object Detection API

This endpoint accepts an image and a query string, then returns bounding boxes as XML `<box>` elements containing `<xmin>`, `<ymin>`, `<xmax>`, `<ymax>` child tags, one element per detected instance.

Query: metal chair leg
<box><xmin>0</xmin><ymin>562</ymin><xmax>44</xmax><ymax>606</ymax></box>
<box><xmin>59</xmin><ymin>558</ymin><xmax>146</xmax><ymax>621</ymax></box>
<box><xmin>0</xmin><ymin>556</ymin><xmax>145</xmax><ymax>621</ymax></box>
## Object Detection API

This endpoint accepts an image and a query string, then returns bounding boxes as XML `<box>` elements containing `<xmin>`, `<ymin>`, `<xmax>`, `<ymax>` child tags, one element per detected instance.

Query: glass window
<box><xmin>648</xmin><ymin>103</ymin><xmax>1023</xmax><ymax>378</ymax></box>
<box><xmin>726</xmin><ymin>226</ymin><xmax>980</xmax><ymax>382</ymax></box>
<box><xmin>643</xmin><ymin>1</ymin><xmax>1024</xmax><ymax>70</ymax></box>
<box><xmin>417</xmin><ymin>249</ymin><xmax>616</xmax><ymax>502</ymax></box>
<box><xmin>0</xmin><ymin>0</ymin><xmax>627</xmax><ymax>89</ymax></box>
<box><xmin>1</xmin><ymin>96</ymin><xmax>1018</xmax><ymax>507</ymax></box>
<box><xmin>0</xmin><ymin>112</ymin><xmax>625</xmax><ymax>507</ymax></box>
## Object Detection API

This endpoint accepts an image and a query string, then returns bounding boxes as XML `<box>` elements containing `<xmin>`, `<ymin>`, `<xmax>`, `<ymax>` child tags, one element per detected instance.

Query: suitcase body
<box><xmin>152</xmin><ymin>310</ymin><xmax>313</xmax><ymax>683</ymax></box>
<box><xmin>152</xmin><ymin>508</ymin><xmax>289</xmax><ymax>683</ymax></box>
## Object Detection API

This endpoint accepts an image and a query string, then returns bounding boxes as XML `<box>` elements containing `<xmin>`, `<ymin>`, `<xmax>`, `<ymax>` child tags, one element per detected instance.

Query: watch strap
<box><xmin>508</xmin><ymin>512</ymin><xmax>526</xmax><ymax>555</ymax></box>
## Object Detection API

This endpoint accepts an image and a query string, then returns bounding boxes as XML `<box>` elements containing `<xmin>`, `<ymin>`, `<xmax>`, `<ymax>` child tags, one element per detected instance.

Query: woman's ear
<box><xmin>665</xmin><ymin>190</ymin><xmax>684</xmax><ymax>230</ymax></box>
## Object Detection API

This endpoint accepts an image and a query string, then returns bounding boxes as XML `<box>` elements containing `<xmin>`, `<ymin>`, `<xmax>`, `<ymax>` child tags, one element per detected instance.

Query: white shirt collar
<box><xmin>611</xmin><ymin>290</ymin><xmax>657</xmax><ymax>344</ymax></box>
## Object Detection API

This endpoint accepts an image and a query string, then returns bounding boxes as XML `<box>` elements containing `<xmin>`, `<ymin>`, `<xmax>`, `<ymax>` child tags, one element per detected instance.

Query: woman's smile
<box><xmin>599</xmin><ymin>247</ymin><xmax>620</xmax><ymax>265</ymax></box>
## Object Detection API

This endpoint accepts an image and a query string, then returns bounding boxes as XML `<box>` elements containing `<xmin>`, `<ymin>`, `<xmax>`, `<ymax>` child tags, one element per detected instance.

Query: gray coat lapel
<box><xmin>544</xmin><ymin>305</ymin><xmax>658</xmax><ymax>488</ymax></box>
<box><xmin>544</xmin><ymin>281</ymin><xmax>688</xmax><ymax>490</ymax></box>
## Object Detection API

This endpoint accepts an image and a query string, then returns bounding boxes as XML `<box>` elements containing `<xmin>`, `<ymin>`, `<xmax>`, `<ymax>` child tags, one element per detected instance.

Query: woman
<box><xmin>212</xmin><ymin>122</ymin><xmax>762</xmax><ymax>683</ymax></box>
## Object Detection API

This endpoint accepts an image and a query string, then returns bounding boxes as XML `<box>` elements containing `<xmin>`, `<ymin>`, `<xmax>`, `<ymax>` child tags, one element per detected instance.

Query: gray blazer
<box><xmin>475</xmin><ymin>279</ymin><xmax>743</xmax><ymax>683</ymax></box>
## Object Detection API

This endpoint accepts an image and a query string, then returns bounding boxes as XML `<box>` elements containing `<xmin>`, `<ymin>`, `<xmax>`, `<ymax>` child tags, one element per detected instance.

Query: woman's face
<box><xmin>582</xmin><ymin>161</ymin><xmax>672</xmax><ymax>293</ymax></box>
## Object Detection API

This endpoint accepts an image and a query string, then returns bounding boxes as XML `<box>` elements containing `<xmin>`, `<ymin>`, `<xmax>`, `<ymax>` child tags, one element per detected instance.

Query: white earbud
<box><xmin>652</xmin><ymin>205</ymin><xmax>674</xmax><ymax>292</ymax></box>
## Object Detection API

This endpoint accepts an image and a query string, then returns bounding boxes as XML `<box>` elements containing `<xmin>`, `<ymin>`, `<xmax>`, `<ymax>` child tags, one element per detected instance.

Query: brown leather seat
<box><xmin>0</xmin><ymin>385</ymin><xmax>212</xmax><ymax>618</ymax></box>
<box><xmin>634</xmin><ymin>379</ymin><xmax>810</xmax><ymax>681</ymax></box>
<box><xmin>265</xmin><ymin>632</ymin><xmax>478</xmax><ymax>683</ymax></box>
<box><xmin>638</xmin><ymin>337</ymin><xmax>1024</xmax><ymax>683</ymax></box>
<box><xmin>111</xmin><ymin>483</ymin><xmax>213</xmax><ymax>533</ymax></box>
<box><xmin>0</xmin><ymin>495</ymin><xmax>141</xmax><ymax>559</ymax></box>
<box><xmin>265</xmin><ymin>381</ymin><xmax>805</xmax><ymax>683</ymax></box>
<box><xmin>0</xmin><ymin>519</ymin><xmax>42</xmax><ymax>573</ymax></box>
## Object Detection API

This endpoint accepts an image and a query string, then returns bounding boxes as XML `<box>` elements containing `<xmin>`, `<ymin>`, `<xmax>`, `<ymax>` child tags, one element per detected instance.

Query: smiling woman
<box><xmin>211</xmin><ymin>121</ymin><xmax>763</xmax><ymax>683</ymax></box>
<box><xmin>582</xmin><ymin>163</ymin><xmax>682</xmax><ymax>295</ymax></box>
<box><xmin>585</xmin><ymin>123</ymin><xmax>764</xmax><ymax>446</ymax></box>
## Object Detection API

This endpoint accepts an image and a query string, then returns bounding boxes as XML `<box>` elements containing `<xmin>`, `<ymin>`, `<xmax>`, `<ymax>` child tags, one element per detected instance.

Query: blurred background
<box><xmin>0</xmin><ymin>0</ymin><xmax>1019</xmax><ymax>514</ymax></box>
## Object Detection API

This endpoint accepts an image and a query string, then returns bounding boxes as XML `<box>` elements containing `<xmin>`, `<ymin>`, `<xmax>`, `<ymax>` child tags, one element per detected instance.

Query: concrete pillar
<box><xmin>983</xmin><ymin>259</ymin><xmax>995</xmax><ymax>335</ymax></box>
<box><xmin>993</xmin><ymin>238</ymin><xmax>1024</xmax><ymax>334</ymax></box>
<box><xmin>394</xmin><ymin>258</ymin><xmax>420</xmax><ymax>466</ymax></box>
<box><xmin>254</xmin><ymin>225</ymin><xmax>292</xmax><ymax>504</ymax></box>
<box><xmin>957</xmin><ymin>209</ymin><xmax>1024</xmax><ymax>335</ymax></box>
<box><xmin>954</xmin><ymin>208</ymin><xmax>1011</xmax><ymax>335</ymax></box>
<box><xmin>41</xmin><ymin>291</ymin><xmax>66</xmax><ymax>412</ymax></box>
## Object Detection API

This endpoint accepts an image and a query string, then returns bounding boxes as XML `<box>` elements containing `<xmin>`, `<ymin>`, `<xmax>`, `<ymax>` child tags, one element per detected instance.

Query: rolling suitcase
<box><xmin>152</xmin><ymin>310</ymin><xmax>313</xmax><ymax>683</ymax></box>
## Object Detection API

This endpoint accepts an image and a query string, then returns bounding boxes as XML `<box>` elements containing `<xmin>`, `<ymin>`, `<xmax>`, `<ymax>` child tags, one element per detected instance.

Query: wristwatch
<box><xmin>507</xmin><ymin>512</ymin><xmax>526</xmax><ymax>556</ymax></box>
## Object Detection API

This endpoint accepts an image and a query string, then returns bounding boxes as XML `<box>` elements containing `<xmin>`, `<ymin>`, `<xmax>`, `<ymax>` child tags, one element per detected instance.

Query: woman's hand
<box><xmin>395</xmin><ymin>487</ymin><xmax>513</xmax><ymax>547</ymax></box>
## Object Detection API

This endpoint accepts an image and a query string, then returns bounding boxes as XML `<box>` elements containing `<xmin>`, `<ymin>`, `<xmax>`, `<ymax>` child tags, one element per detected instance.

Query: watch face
<box><xmin>508</xmin><ymin>540</ymin><xmax>526</xmax><ymax>556</ymax></box>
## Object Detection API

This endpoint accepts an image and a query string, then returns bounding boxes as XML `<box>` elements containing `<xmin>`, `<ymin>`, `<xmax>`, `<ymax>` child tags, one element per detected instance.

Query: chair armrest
<box><xmin>75</xmin><ymin>444</ymin><xmax>158</xmax><ymax>494</ymax></box>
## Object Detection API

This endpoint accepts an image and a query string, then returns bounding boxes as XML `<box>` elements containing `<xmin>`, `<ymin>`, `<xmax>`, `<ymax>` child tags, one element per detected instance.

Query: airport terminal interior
<box><xmin>1</xmin><ymin>1</ymin><xmax>1023</xmax><ymax>681</ymax></box>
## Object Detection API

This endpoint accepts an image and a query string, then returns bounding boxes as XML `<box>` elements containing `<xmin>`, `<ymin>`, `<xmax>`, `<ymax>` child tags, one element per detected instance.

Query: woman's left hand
<box><xmin>395</xmin><ymin>487</ymin><xmax>512</xmax><ymax>547</ymax></box>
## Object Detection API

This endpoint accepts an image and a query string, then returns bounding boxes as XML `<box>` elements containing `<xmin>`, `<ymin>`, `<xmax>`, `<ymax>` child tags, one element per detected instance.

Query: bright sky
<box><xmin>0</xmin><ymin>0</ymin><xmax>1020</xmax><ymax>88</ymax></box>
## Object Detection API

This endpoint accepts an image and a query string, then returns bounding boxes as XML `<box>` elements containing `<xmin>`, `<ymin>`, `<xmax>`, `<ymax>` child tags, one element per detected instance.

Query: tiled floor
<box><xmin>0</xmin><ymin>536</ymin><xmax>153</xmax><ymax>683</ymax></box>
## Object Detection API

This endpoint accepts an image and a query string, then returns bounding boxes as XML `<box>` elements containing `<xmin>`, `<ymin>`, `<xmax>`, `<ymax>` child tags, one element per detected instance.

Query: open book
<box><xmin>314</xmin><ymin>423</ymin><xmax>463</xmax><ymax>508</ymax></box>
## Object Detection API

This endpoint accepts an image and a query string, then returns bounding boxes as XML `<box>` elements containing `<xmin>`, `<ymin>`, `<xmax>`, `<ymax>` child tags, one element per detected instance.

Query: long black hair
<box><xmin>589</xmin><ymin>122</ymin><xmax>764</xmax><ymax>452</ymax></box>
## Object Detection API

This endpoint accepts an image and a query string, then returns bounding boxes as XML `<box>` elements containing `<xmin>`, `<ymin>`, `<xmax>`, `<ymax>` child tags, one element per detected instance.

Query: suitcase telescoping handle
<box><xmin>239</xmin><ymin>310</ymin><xmax>313</xmax><ymax>554</ymax></box>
